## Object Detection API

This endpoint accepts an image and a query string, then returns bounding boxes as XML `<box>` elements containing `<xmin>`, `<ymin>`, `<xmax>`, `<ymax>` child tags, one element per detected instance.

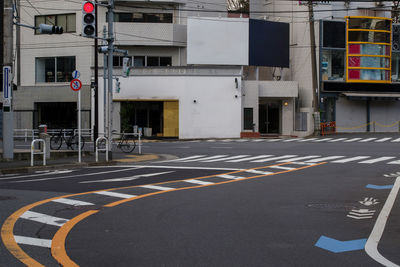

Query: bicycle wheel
<box><xmin>70</xmin><ymin>135</ymin><xmax>85</xmax><ymax>150</ymax></box>
<box><xmin>119</xmin><ymin>139</ymin><xmax>135</xmax><ymax>153</ymax></box>
<box><xmin>50</xmin><ymin>135</ymin><xmax>62</xmax><ymax>150</ymax></box>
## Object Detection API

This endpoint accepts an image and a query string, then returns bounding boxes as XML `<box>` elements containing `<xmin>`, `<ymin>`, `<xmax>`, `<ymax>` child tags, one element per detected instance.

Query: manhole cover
<box><xmin>306</xmin><ymin>203</ymin><xmax>357</xmax><ymax>211</ymax></box>
<box><xmin>0</xmin><ymin>196</ymin><xmax>17</xmax><ymax>201</ymax></box>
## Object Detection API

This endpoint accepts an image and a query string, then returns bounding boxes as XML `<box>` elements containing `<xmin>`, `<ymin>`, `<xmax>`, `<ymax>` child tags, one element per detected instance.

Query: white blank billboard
<box><xmin>187</xmin><ymin>17</ymin><xmax>249</xmax><ymax>65</ymax></box>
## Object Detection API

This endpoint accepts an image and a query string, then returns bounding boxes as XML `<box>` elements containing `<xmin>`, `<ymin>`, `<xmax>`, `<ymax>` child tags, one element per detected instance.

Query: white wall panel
<box><xmin>187</xmin><ymin>17</ymin><xmax>249</xmax><ymax>65</ymax></box>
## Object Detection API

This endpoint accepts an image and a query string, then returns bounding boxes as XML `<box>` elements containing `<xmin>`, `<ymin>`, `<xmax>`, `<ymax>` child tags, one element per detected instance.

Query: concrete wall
<box><xmin>100</xmin><ymin>74</ymin><xmax>242</xmax><ymax>139</ymax></box>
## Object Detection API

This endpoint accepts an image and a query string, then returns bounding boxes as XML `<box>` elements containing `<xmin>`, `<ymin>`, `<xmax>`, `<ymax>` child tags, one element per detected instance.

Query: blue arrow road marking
<box><xmin>366</xmin><ymin>184</ymin><xmax>394</xmax><ymax>190</ymax></box>
<box><xmin>315</xmin><ymin>235</ymin><xmax>367</xmax><ymax>253</ymax></box>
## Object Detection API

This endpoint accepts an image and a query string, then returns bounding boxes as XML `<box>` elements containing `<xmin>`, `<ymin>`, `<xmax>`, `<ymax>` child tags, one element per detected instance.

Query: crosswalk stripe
<box><xmin>391</xmin><ymin>138</ymin><xmax>400</xmax><ymax>142</ymax></box>
<box><xmin>141</xmin><ymin>185</ymin><xmax>174</xmax><ymax>191</ymax></box>
<box><xmin>298</xmin><ymin>138</ymin><xmax>317</xmax><ymax>142</ymax></box>
<box><xmin>266</xmin><ymin>139</ymin><xmax>281</xmax><ymax>142</ymax></box>
<box><xmin>305</xmin><ymin>156</ymin><xmax>345</xmax><ymax>163</ymax></box>
<box><xmin>359</xmin><ymin>138</ymin><xmax>377</xmax><ymax>142</ymax></box>
<box><xmin>184</xmin><ymin>179</ymin><xmax>214</xmax><ymax>185</ymax></box>
<box><xmin>313</xmin><ymin>138</ymin><xmax>333</xmax><ymax>142</ymax></box>
<box><xmin>269</xmin><ymin>165</ymin><xmax>295</xmax><ymax>170</ymax></box>
<box><xmin>283</xmin><ymin>138</ymin><xmax>303</xmax><ymax>142</ymax></box>
<box><xmin>202</xmin><ymin>155</ymin><xmax>250</xmax><ymax>162</ymax></box>
<box><xmin>375</xmin><ymin>138</ymin><xmax>392</xmax><ymax>143</ymax></box>
<box><xmin>359</xmin><ymin>157</ymin><xmax>396</xmax><ymax>164</ymax></box>
<box><xmin>227</xmin><ymin>155</ymin><xmax>273</xmax><ymax>163</ymax></box>
<box><xmin>52</xmin><ymin>198</ymin><xmax>94</xmax><ymax>206</ymax></box>
<box><xmin>217</xmin><ymin>174</ymin><xmax>244</xmax><ymax>180</ymax></box>
<box><xmin>328</xmin><ymin>138</ymin><xmax>348</xmax><ymax>142</ymax></box>
<box><xmin>166</xmin><ymin>155</ymin><xmax>206</xmax><ymax>162</ymax></box>
<box><xmin>251</xmin><ymin>139</ymin><xmax>265</xmax><ymax>142</ymax></box>
<box><xmin>245</xmin><ymin>170</ymin><xmax>274</xmax><ymax>175</ymax></box>
<box><xmin>331</xmin><ymin>156</ymin><xmax>370</xmax><ymax>163</ymax></box>
<box><xmin>183</xmin><ymin>155</ymin><xmax>228</xmax><ymax>162</ymax></box>
<box><xmin>387</xmin><ymin>159</ymin><xmax>400</xmax><ymax>164</ymax></box>
<box><xmin>95</xmin><ymin>191</ymin><xmax>137</xmax><ymax>199</ymax></box>
<box><xmin>251</xmin><ymin>155</ymin><xmax>297</xmax><ymax>163</ymax></box>
<box><xmin>344</xmin><ymin>138</ymin><xmax>362</xmax><ymax>142</ymax></box>
<box><xmin>278</xmin><ymin>155</ymin><xmax>321</xmax><ymax>162</ymax></box>
<box><xmin>14</xmin><ymin>236</ymin><xmax>52</xmax><ymax>248</ymax></box>
<box><xmin>20</xmin><ymin>211</ymin><xmax>68</xmax><ymax>227</ymax></box>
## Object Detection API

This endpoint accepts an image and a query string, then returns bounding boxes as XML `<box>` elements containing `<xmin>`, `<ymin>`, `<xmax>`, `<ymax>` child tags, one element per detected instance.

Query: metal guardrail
<box><xmin>31</xmin><ymin>139</ymin><xmax>46</xmax><ymax>166</ymax></box>
<box><xmin>14</xmin><ymin>128</ymin><xmax>93</xmax><ymax>141</ymax></box>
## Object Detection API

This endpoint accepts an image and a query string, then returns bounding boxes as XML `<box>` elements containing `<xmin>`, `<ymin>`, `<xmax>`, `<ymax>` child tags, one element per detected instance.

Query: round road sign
<box><xmin>72</xmin><ymin>70</ymin><xmax>81</xmax><ymax>79</ymax></box>
<box><xmin>70</xmin><ymin>79</ymin><xmax>82</xmax><ymax>91</ymax></box>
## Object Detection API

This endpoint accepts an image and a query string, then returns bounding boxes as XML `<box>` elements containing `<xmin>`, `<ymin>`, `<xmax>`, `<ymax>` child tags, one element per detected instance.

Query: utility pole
<box><xmin>3</xmin><ymin>0</ymin><xmax>14</xmax><ymax>159</ymax></box>
<box><xmin>308</xmin><ymin>1</ymin><xmax>320</xmax><ymax>134</ymax></box>
<box><xmin>107</xmin><ymin>0</ymin><xmax>114</xmax><ymax>159</ymax></box>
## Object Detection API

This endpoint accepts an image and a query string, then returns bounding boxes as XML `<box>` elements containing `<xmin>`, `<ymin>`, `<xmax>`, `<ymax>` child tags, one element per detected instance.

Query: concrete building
<box><xmin>250</xmin><ymin>0</ymin><xmax>400</xmax><ymax>133</ymax></box>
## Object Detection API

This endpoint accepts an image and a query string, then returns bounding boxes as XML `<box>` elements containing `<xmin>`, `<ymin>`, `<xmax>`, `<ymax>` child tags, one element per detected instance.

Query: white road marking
<box><xmin>305</xmin><ymin>156</ymin><xmax>345</xmax><ymax>163</ymax></box>
<box><xmin>283</xmin><ymin>138</ymin><xmax>303</xmax><ymax>142</ymax></box>
<box><xmin>130</xmin><ymin>165</ymin><xmax>241</xmax><ymax>171</ymax></box>
<box><xmin>344</xmin><ymin>138</ymin><xmax>363</xmax><ymax>142</ymax></box>
<box><xmin>268</xmin><ymin>166</ymin><xmax>295</xmax><ymax>170</ymax></box>
<box><xmin>227</xmin><ymin>155</ymin><xmax>273</xmax><ymax>163</ymax></box>
<box><xmin>202</xmin><ymin>155</ymin><xmax>250</xmax><ymax>162</ymax></box>
<box><xmin>265</xmin><ymin>139</ymin><xmax>282</xmax><ymax>142</ymax></box>
<box><xmin>328</xmin><ymin>138</ymin><xmax>348</xmax><ymax>142</ymax></box>
<box><xmin>141</xmin><ymin>185</ymin><xmax>174</xmax><ymax>191</ymax></box>
<box><xmin>181</xmin><ymin>155</ymin><xmax>228</xmax><ymax>162</ymax></box>
<box><xmin>312</xmin><ymin>138</ymin><xmax>333</xmax><ymax>142</ymax></box>
<box><xmin>95</xmin><ymin>191</ymin><xmax>137</xmax><ymax>199</ymax></box>
<box><xmin>347</xmin><ymin>215</ymin><xmax>373</xmax><ymax>220</ymax></box>
<box><xmin>20</xmin><ymin>211</ymin><xmax>68</xmax><ymax>227</ymax></box>
<box><xmin>245</xmin><ymin>170</ymin><xmax>274</xmax><ymax>175</ymax></box>
<box><xmin>0</xmin><ymin>170</ymin><xmax>74</xmax><ymax>181</ymax></box>
<box><xmin>359</xmin><ymin>138</ymin><xmax>377</xmax><ymax>142</ymax></box>
<box><xmin>14</xmin><ymin>236</ymin><xmax>52</xmax><ymax>248</ymax></box>
<box><xmin>6</xmin><ymin>167</ymin><xmax>141</xmax><ymax>183</ymax></box>
<box><xmin>251</xmin><ymin>139</ymin><xmax>265</xmax><ymax>142</ymax></box>
<box><xmin>365</xmin><ymin>177</ymin><xmax>400</xmax><ymax>267</ymax></box>
<box><xmin>278</xmin><ymin>155</ymin><xmax>321</xmax><ymax>162</ymax></box>
<box><xmin>359</xmin><ymin>157</ymin><xmax>396</xmax><ymax>164</ymax></box>
<box><xmin>251</xmin><ymin>155</ymin><xmax>298</xmax><ymax>163</ymax></box>
<box><xmin>184</xmin><ymin>179</ymin><xmax>214</xmax><ymax>185</ymax></box>
<box><xmin>297</xmin><ymin>138</ymin><xmax>317</xmax><ymax>142</ymax></box>
<box><xmin>375</xmin><ymin>138</ymin><xmax>392</xmax><ymax>143</ymax></box>
<box><xmin>217</xmin><ymin>174</ymin><xmax>244</xmax><ymax>180</ymax></box>
<box><xmin>52</xmin><ymin>198</ymin><xmax>94</xmax><ymax>206</ymax></box>
<box><xmin>387</xmin><ymin>160</ymin><xmax>400</xmax><ymax>165</ymax></box>
<box><xmin>331</xmin><ymin>156</ymin><xmax>371</xmax><ymax>163</ymax></box>
<box><xmin>79</xmin><ymin>171</ymin><xmax>174</xmax><ymax>184</ymax></box>
<box><xmin>391</xmin><ymin>138</ymin><xmax>400</xmax><ymax>142</ymax></box>
<box><xmin>161</xmin><ymin>155</ymin><xmax>206</xmax><ymax>162</ymax></box>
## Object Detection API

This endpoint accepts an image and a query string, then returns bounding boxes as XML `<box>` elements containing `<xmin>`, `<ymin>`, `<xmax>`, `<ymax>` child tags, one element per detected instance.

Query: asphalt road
<box><xmin>1</xmin><ymin>134</ymin><xmax>400</xmax><ymax>266</ymax></box>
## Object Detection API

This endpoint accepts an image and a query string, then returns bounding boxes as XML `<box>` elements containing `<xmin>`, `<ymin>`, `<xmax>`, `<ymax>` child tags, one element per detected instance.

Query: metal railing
<box><xmin>95</xmin><ymin>137</ymin><xmax>109</xmax><ymax>162</ymax></box>
<box><xmin>31</xmin><ymin>139</ymin><xmax>46</xmax><ymax>166</ymax></box>
<box><xmin>14</xmin><ymin>128</ymin><xmax>93</xmax><ymax>141</ymax></box>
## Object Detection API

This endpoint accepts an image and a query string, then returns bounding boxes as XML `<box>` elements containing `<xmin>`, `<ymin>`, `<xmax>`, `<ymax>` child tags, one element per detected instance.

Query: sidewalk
<box><xmin>0</xmin><ymin>149</ymin><xmax>159</xmax><ymax>175</ymax></box>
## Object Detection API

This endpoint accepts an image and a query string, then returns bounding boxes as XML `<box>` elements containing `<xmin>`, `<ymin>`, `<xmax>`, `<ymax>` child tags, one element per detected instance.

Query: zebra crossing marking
<box><xmin>14</xmin><ymin>235</ymin><xmax>52</xmax><ymax>248</ymax></box>
<box><xmin>20</xmin><ymin>211</ymin><xmax>68</xmax><ymax>227</ymax></box>
<box><xmin>391</xmin><ymin>138</ymin><xmax>400</xmax><ymax>142</ymax></box>
<box><xmin>183</xmin><ymin>155</ymin><xmax>228</xmax><ymax>162</ymax></box>
<box><xmin>331</xmin><ymin>156</ymin><xmax>371</xmax><ymax>163</ymax></box>
<box><xmin>359</xmin><ymin>138</ymin><xmax>377</xmax><ymax>142</ymax></box>
<box><xmin>184</xmin><ymin>179</ymin><xmax>214</xmax><ymax>185</ymax></box>
<box><xmin>305</xmin><ymin>156</ymin><xmax>345</xmax><ymax>163</ymax></box>
<box><xmin>251</xmin><ymin>155</ymin><xmax>298</xmax><ymax>163</ymax></box>
<box><xmin>328</xmin><ymin>138</ymin><xmax>348</xmax><ymax>142</ymax></box>
<box><xmin>375</xmin><ymin>138</ymin><xmax>392</xmax><ymax>143</ymax></box>
<box><xmin>359</xmin><ymin>157</ymin><xmax>396</xmax><ymax>164</ymax></box>
<box><xmin>313</xmin><ymin>138</ymin><xmax>333</xmax><ymax>142</ymax></box>
<box><xmin>344</xmin><ymin>138</ymin><xmax>363</xmax><ymax>142</ymax></box>
<box><xmin>278</xmin><ymin>155</ymin><xmax>321</xmax><ymax>162</ymax></box>
<box><xmin>140</xmin><ymin>185</ymin><xmax>174</xmax><ymax>191</ymax></box>
<box><xmin>52</xmin><ymin>198</ymin><xmax>94</xmax><ymax>206</ymax></box>
<box><xmin>227</xmin><ymin>155</ymin><xmax>273</xmax><ymax>163</ymax></box>
<box><xmin>95</xmin><ymin>191</ymin><xmax>137</xmax><ymax>199</ymax></box>
<box><xmin>202</xmin><ymin>155</ymin><xmax>250</xmax><ymax>162</ymax></box>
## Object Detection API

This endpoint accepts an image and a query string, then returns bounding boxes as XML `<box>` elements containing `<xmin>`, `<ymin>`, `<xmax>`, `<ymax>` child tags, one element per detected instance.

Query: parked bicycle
<box><xmin>98</xmin><ymin>131</ymin><xmax>136</xmax><ymax>153</ymax></box>
<box><xmin>50</xmin><ymin>129</ymin><xmax>85</xmax><ymax>150</ymax></box>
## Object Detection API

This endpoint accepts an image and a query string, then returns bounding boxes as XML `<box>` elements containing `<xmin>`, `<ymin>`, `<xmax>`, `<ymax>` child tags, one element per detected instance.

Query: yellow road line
<box><xmin>1</xmin><ymin>162</ymin><xmax>325</xmax><ymax>266</ymax></box>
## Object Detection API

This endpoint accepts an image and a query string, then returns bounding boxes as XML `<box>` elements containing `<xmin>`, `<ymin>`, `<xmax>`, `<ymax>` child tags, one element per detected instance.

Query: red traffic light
<box><xmin>83</xmin><ymin>2</ymin><xmax>94</xmax><ymax>13</ymax></box>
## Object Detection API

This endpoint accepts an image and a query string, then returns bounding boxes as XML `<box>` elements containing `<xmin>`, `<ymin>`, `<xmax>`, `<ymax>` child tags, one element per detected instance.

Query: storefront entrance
<box><xmin>259</xmin><ymin>101</ymin><xmax>280</xmax><ymax>134</ymax></box>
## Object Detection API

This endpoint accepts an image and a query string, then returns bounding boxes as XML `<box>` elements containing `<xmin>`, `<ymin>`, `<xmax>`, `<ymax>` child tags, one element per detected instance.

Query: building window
<box><xmin>392</xmin><ymin>52</ymin><xmax>400</xmax><ymax>82</ymax></box>
<box><xmin>113</xmin><ymin>56</ymin><xmax>172</xmax><ymax>67</ymax></box>
<box><xmin>35</xmin><ymin>56</ymin><xmax>75</xmax><ymax>83</ymax></box>
<box><xmin>243</xmin><ymin>108</ymin><xmax>254</xmax><ymax>130</ymax></box>
<box><xmin>35</xmin><ymin>14</ymin><xmax>76</xmax><ymax>34</ymax></box>
<box><xmin>110</xmin><ymin>12</ymin><xmax>173</xmax><ymax>23</ymax></box>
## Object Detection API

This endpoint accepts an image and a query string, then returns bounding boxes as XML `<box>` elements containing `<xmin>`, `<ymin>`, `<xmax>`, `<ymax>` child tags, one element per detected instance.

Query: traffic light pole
<box><xmin>107</xmin><ymin>0</ymin><xmax>114</xmax><ymax>159</ymax></box>
<box><xmin>3</xmin><ymin>0</ymin><xmax>14</xmax><ymax>160</ymax></box>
